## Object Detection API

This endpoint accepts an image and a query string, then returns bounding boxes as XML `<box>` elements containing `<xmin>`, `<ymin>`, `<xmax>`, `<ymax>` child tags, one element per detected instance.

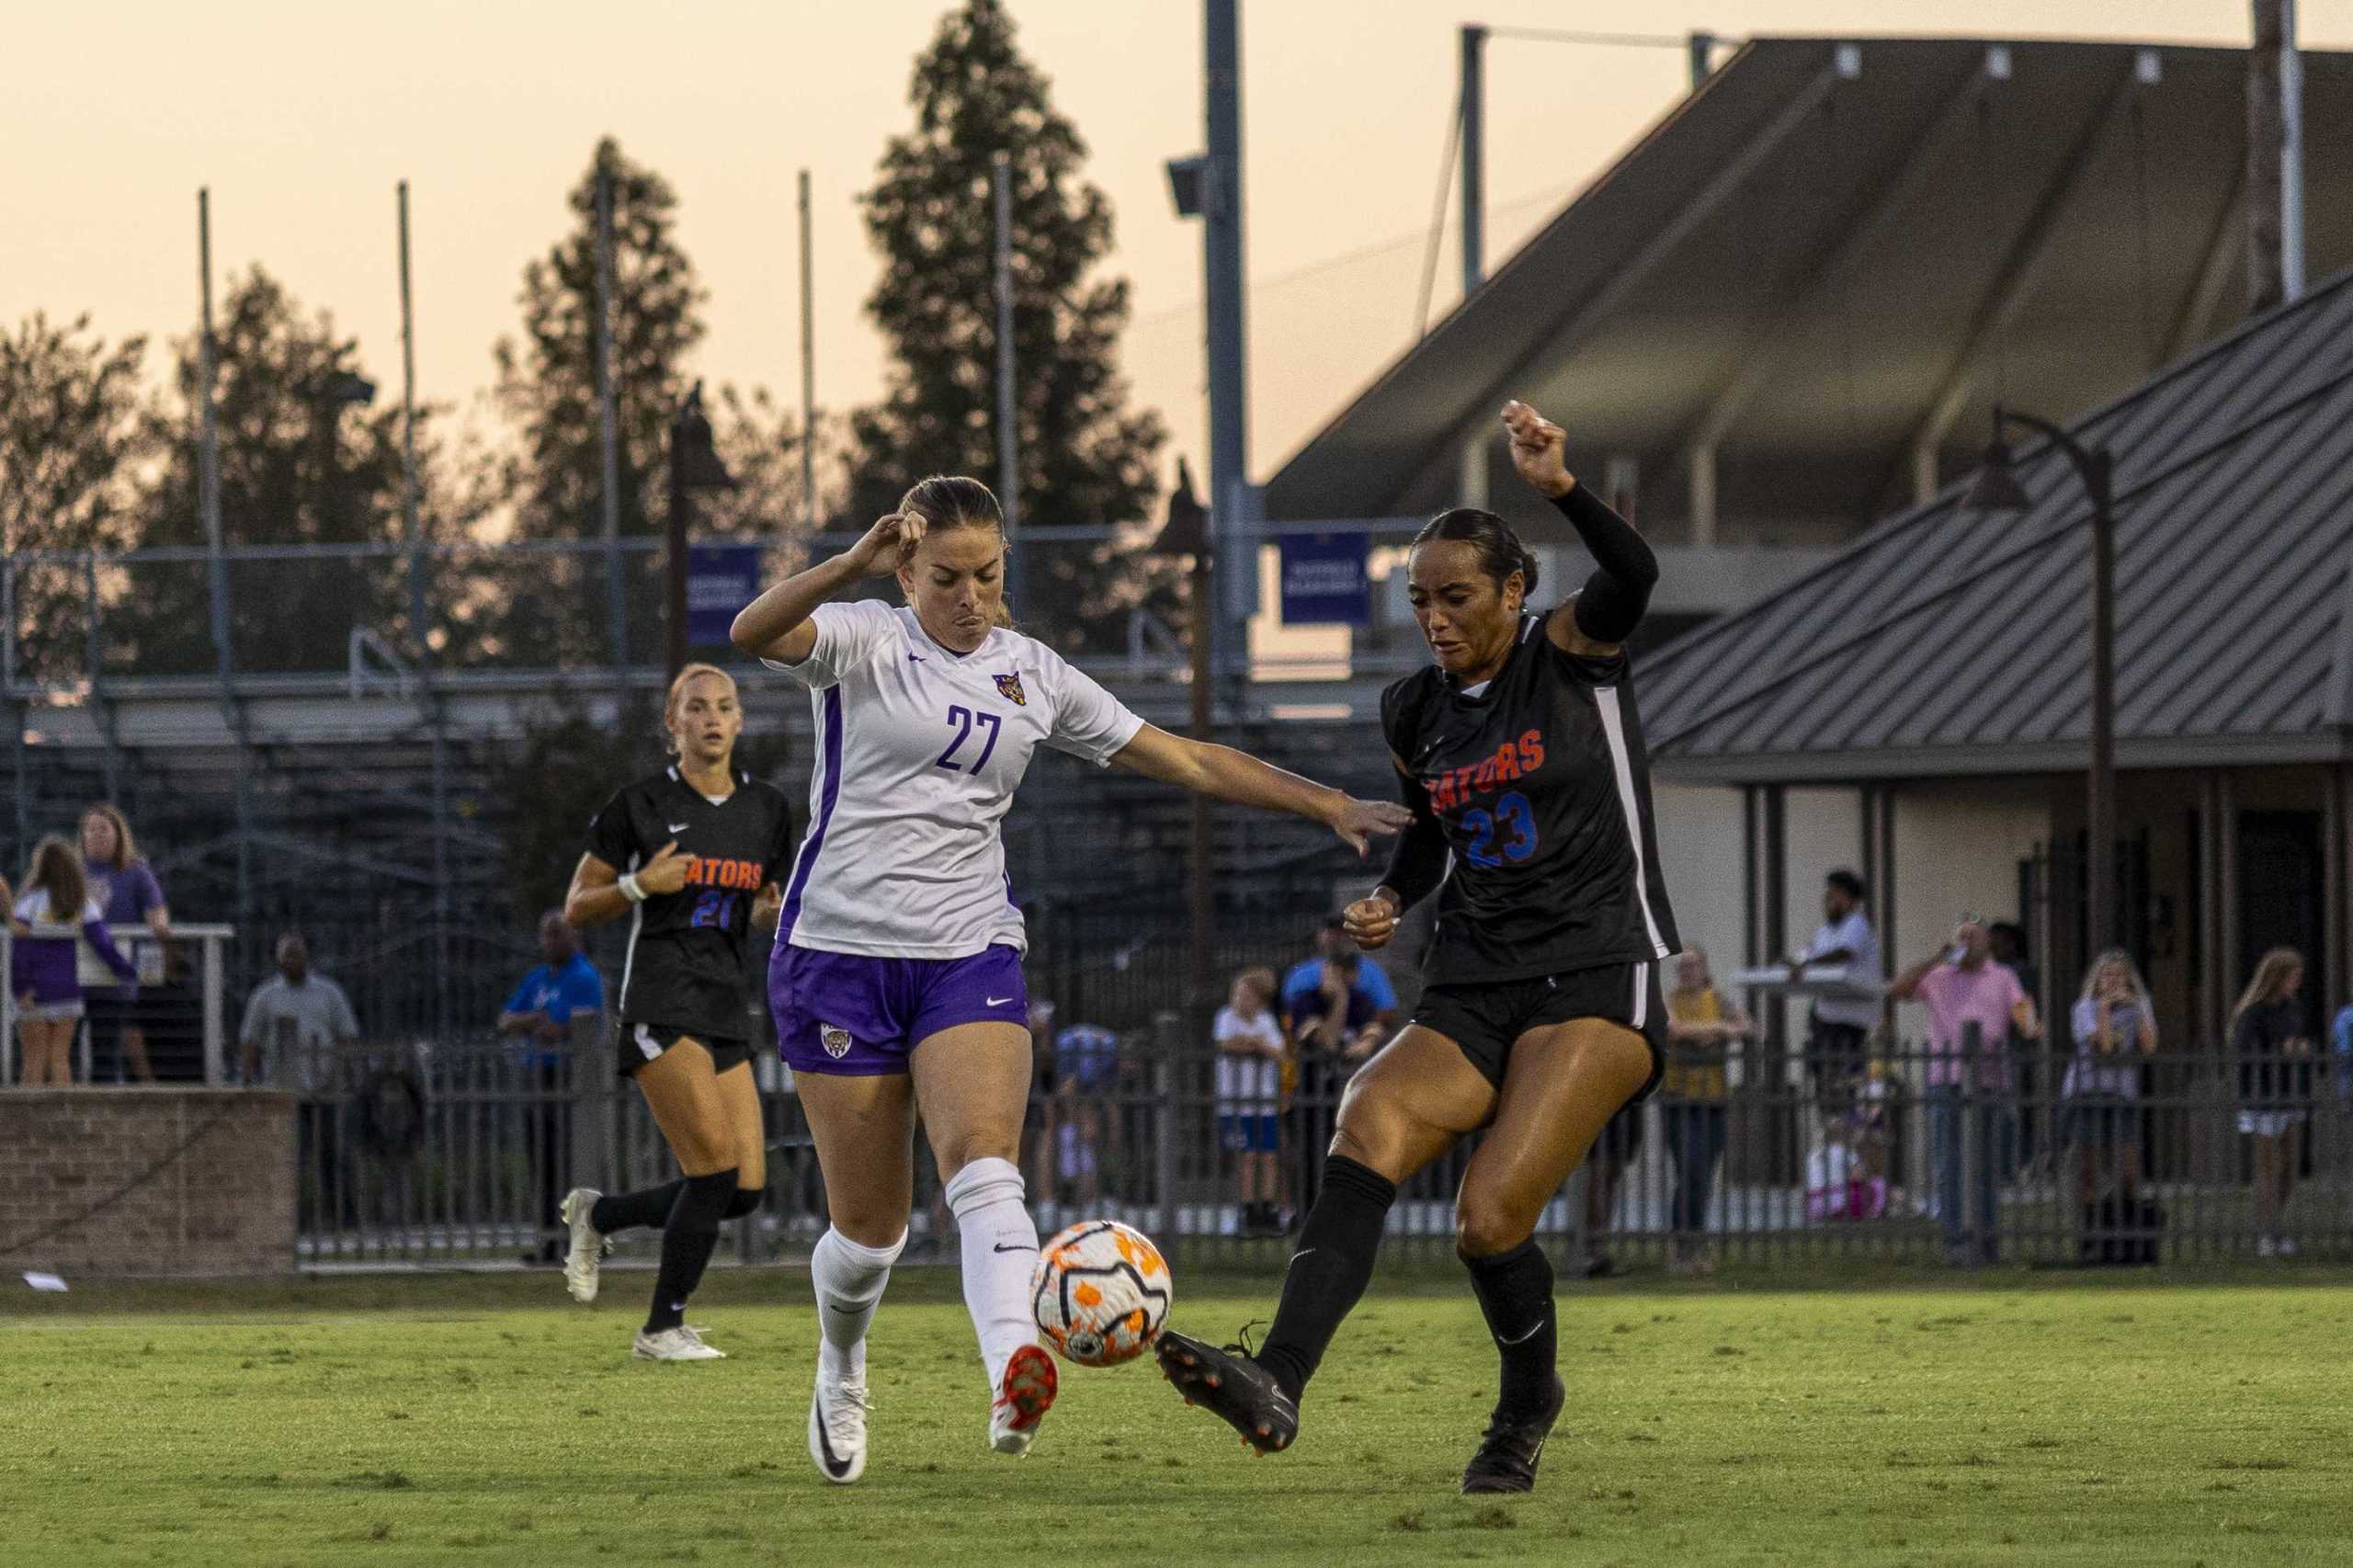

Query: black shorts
<box><xmin>620</xmin><ymin>1022</ymin><xmax>754</xmax><ymax>1078</ymax></box>
<box><xmin>1411</xmin><ymin>959</ymin><xmax>1667</xmax><ymax>1095</ymax></box>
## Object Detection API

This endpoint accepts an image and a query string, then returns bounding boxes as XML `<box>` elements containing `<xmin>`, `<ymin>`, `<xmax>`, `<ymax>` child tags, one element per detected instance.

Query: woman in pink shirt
<box><xmin>1892</xmin><ymin>919</ymin><xmax>2041</xmax><ymax>1265</ymax></box>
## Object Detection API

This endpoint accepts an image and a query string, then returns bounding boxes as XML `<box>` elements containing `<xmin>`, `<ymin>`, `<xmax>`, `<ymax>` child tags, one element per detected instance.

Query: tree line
<box><xmin>1</xmin><ymin>0</ymin><xmax>1168</xmax><ymax>681</ymax></box>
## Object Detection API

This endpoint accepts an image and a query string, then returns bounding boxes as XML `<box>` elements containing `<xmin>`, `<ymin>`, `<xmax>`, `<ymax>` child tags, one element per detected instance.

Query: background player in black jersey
<box><xmin>557</xmin><ymin>664</ymin><xmax>797</xmax><ymax>1361</ymax></box>
<box><xmin>1159</xmin><ymin>400</ymin><xmax>1677</xmax><ymax>1494</ymax></box>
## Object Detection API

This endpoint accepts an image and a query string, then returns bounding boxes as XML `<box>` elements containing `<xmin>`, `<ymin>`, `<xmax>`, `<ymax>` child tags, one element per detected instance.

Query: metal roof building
<box><xmin>1267</xmin><ymin>36</ymin><xmax>2353</xmax><ymax>573</ymax></box>
<box><xmin>1642</xmin><ymin>265</ymin><xmax>2353</xmax><ymax>781</ymax></box>
<box><xmin>1633</xmin><ymin>267</ymin><xmax>2353</xmax><ymax>1054</ymax></box>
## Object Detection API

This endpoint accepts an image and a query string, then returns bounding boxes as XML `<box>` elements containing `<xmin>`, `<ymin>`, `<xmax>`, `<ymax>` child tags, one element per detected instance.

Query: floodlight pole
<box><xmin>1460</xmin><ymin>24</ymin><xmax>1484</xmax><ymax>299</ymax></box>
<box><xmin>1206</xmin><ymin>0</ymin><xmax>1249</xmax><ymax>695</ymax></box>
<box><xmin>993</xmin><ymin>152</ymin><xmax>1021</xmax><ymax>613</ymax></box>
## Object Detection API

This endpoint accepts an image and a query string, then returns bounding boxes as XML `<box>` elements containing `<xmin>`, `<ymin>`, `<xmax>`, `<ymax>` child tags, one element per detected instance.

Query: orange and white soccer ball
<box><xmin>1029</xmin><ymin>1220</ymin><xmax>1174</xmax><ymax>1367</ymax></box>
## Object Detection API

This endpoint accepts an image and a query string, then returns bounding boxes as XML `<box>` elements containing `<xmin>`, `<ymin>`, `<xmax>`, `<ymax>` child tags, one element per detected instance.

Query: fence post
<box><xmin>1154</xmin><ymin>1009</ymin><xmax>1180</xmax><ymax>1242</ymax></box>
<box><xmin>572</xmin><ymin>1009</ymin><xmax>615</xmax><ymax>1199</ymax></box>
<box><xmin>1959</xmin><ymin>1020</ymin><xmax>1982</xmax><ymax>1267</ymax></box>
<box><xmin>201</xmin><ymin>933</ymin><xmax>226</xmax><ymax>1086</ymax></box>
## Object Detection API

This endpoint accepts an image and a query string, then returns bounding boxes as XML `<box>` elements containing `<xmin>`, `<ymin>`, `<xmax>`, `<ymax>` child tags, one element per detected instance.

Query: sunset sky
<box><xmin>7</xmin><ymin>1</ymin><xmax>2345</xmax><ymax>510</ymax></box>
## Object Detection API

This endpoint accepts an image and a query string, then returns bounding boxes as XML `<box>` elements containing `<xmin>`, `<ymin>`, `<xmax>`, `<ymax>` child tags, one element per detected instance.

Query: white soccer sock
<box><xmin>944</xmin><ymin>1156</ymin><xmax>1040</xmax><ymax>1395</ymax></box>
<box><xmin>811</xmin><ymin>1225</ymin><xmax>904</xmax><ymax>1384</ymax></box>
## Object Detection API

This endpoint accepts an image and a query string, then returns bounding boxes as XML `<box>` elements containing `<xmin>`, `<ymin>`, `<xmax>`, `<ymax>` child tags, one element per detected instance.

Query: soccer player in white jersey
<box><xmin>731</xmin><ymin>475</ymin><xmax>1407</xmax><ymax>1483</ymax></box>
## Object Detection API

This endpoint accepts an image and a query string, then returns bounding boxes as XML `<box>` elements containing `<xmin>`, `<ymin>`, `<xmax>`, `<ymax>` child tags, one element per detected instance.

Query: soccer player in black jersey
<box><xmin>557</xmin><ymin>663</ymin><xmax>797</xmax><ymax>1361</ymax></box>
<box><xmin>1159</xmin><ymin>400</ymin><xmax>1678</xmax><ymax>1494</ymax></box>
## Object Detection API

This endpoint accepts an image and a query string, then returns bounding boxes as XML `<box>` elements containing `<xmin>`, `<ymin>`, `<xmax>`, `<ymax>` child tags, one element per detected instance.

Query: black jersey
<box><xmin>1381</xmin><ymin>614</ymin><xmax>1678</xmax><ymax>987</ymax></box>
<box><xmin>585</xmin><ymin>766</ymin><xmax>798</xmax><ymax>1043</ymax></box>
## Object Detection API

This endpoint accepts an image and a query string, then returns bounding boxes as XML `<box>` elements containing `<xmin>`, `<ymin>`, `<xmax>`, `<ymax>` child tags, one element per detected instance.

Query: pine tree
<box><xmin>135</xmin><ymin>267</ymin><xmax>417</xmax><ymax>676</ymax></box>
<box><xmin>0</xmin><ymin>312</ymin><xmax>151</xmax><ymax>683</ymax></box>
<box><xmin>493</xmin><ymin>137</ymin><xmax>710</xmax><ymax>665</ymax></box>
<box><xmin>850</xmin><ymin>0</ymin><xmax>1168</xmax><ymax>650</ymax></box>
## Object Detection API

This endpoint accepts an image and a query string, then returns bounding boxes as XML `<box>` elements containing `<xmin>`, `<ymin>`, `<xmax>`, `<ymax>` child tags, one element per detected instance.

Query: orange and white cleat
<box><xmin>987</xmin><ymin>1343</ymin><xmax>1058</xmax><ymax>1455</ymax></box>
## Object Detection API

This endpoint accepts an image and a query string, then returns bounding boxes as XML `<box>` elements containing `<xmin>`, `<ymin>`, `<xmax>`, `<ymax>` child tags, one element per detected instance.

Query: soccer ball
<box><xmin>1029</xmin><ymin>1220</ymin><xmax>1173</xmax><ymax>1367</ymax></box>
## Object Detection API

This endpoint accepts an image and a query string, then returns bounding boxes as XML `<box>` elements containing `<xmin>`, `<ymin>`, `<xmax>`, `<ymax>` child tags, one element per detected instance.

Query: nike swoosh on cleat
<box><xmin>812</xmin><ymin>1400</ymin><xmax>854</xmax><ymax>1479</ymax></box>
<box><xmin>993</xmin><ymin>1243</ymin><xmax>1036</xmax><ymax>1254</ymax></box>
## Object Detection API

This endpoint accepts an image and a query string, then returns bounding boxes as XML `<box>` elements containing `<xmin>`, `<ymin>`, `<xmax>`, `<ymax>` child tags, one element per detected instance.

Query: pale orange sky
<box><xmin>6</xmin><ymin>1</ymin><xmax>2346</xmax><ymax>511</ymax></box>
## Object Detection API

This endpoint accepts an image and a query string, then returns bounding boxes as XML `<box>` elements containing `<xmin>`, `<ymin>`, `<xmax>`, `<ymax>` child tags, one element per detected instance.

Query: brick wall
<box><xmin>0</xmin><ymin>1089</ymin><xmax>294</xmax><ymax>1276</ymax></box>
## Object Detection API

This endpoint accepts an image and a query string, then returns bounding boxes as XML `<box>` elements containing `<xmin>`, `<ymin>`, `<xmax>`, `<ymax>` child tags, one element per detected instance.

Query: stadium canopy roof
<box><xmin>1263</xmin><ymin>36</ymin><xmax>2353</xmax><ymax>542</ymax></box>
<box><xmin>1637</xmin><ymin>264</ymin><xmax>2353</xmax><ymax>783</ymax></box>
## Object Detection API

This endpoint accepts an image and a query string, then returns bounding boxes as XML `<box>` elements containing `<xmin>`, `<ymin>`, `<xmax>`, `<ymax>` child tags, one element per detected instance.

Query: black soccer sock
<box><xmin>590</xmin><ymin>1179</ymin><xmax>685</xmax><ymax>1235</ymax></box>
<box><xmin>1461</xmin><ymin>1240</ymin><xmax>1557</xmax><ymax>1420</ymax></box>
<box><xmin>1255</xmin><ymin>1154</ymin><xmax>1397</xmax><ymax>1402</ymax></box>
<box><xmin>644</xmin><ymin>1169</ymin><xmax>738</xmax><ymax>1334</ymax></box>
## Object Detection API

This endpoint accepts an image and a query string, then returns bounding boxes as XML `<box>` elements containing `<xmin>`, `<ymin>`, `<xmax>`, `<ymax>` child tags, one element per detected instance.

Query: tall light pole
<box><xmin>1169</xmin><ymin>0</ymin><xmax>1250</xmax><ymax>689</ymax></box>
<box><xmin>1964</xmin><ymin>406</ymin><xmax>2116</xmax><ymax>956</ymax></box>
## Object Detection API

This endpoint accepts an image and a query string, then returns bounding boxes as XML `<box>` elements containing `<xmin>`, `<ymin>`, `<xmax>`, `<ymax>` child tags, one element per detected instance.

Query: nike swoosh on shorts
<box><xmin>985</xmin><ymin>995</ymin><xmax>1015</xmax><ymax>1006</ymax></box>
<box><xmin>993</xmin><ymin>1243</ymin><xmax>1036</xmax><ymax>1254</ymax></box>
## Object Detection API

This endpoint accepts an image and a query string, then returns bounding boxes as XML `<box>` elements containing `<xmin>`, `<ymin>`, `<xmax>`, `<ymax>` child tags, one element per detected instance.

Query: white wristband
<box><xmin>619</xmin><ymin>873</ymin><xmax>648</xmax><ymax>904</ymax></box>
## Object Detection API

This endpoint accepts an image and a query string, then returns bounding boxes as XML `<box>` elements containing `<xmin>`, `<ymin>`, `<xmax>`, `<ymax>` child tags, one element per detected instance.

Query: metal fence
<box><xmin>0</xmin><ymin>924</ymin><xmax>235</xmax><ymax>1085</ymax></box>
<box><xmin>286</xmin><ymin>1022</ymin><xmax>2353</xmax><ymax>1271</ymax></box>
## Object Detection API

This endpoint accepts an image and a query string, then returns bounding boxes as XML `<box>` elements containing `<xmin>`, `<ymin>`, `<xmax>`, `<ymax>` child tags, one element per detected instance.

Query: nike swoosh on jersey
<box><xmin>668</xmin><ymin>823</ymin><xmax>690</xmax><ymax>834</ymax></box>
<box><xmin>992</xmin><ymin>1242</ymin><xmax>1036</xmax><ymax>1254</ymax></box>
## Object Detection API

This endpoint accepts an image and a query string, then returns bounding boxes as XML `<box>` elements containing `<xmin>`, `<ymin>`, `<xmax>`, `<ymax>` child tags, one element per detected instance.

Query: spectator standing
<box><xmin>78</xmin><ymin>805</ymin><xmax>171</xmax><ymax>1084</ymax></box>
<box><xmin>1662</xmin><ymin>948</ymin><xmax>1752</xmax><ymax>1275</ymax></box>
<box><xmin>1281</xmin><ymin>920</ymin><xmax>1393</xmax><ymax>1215</ymax></box>
<box><xmin>1791</xmin><ymin>870</ymin><xmax>1881</xmax><ymax>1110</ymax></box>
<box><xmin>6</xmin><ymin>838</ymin><xmax>138</xmax><ymax>1085</ymax></box>
<box><xmin>1215</xmin><ymin>968</ymin><xmax>1286</xmax><ymax>1237</ymax></box>
<box><xmin>1053</xmin><ymin>1019</ymin><xmax>1120</xmax><ymax>1208</ymax></box>
<box><xmin>239</xmin><ymin>934</ymin><xmax>359</xmax><ymax>1087</ymax></box>
<box><xmin>2062</xmin><ymin>950</ymin><xmax>2156</xmax><ymax>1214</ymax></box>
<box><xmin>2231</xmin><ymin>948</ymin><xmax>2313</xmax><ymax>1258</ymax></box>
<box><xmin>497</xmin><ymin>911</ymin><xmax>605</xmax><ymax>1265</ymax></box>
<box><xmin>1891</xmin><ymin>918</ymin><xmax>2040</xmax><ymax>1265</ymax></box>
<box><xmin>239</xmin><ymin>934</ymin><xmax>360</xmax><ymax>1225</ymax></box>
<box><xmin>1280</xmin><ymin>915</ymin><xmax>1402</xmax><ymax>1040</ymax></box>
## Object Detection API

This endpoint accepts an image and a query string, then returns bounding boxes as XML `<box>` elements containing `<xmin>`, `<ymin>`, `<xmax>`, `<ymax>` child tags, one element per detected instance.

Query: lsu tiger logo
<box><xmin>821</xmin><ymin>1025</ymin><xmax>853</xmax><ymax>1060</ymax></box>
<box><xmin>994</xmin><ymin>672</ymin><xmax>1028</xmax><ymax>707</ymax></box>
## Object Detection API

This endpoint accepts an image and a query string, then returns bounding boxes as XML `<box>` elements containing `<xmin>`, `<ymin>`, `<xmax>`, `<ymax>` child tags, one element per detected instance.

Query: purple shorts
<box><xmin>771</xmin><ymin>942</ymin><xmax>1029</xmax><ymax>1076</ymax></box>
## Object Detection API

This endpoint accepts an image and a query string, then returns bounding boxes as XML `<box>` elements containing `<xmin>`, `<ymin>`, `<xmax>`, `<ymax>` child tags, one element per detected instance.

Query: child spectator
<box><xmin>2232</xmin><ymin>948</ymin><xmax>2313</xmax><ymax>1258</ymax></box>
<box><xmin>2063</xmin><ymin>950</ymin><xmax>2156</xmax><ymax>1213</ymax></box>
<box><xmin>1214</xmin><ymin>967</ymin><xmax>1286</xmax><ymax>1237</ymax></box>
<box><xmin>1662</xmin><ymin>948</ymin><xmax>1752</xmax><ymax>1274</ymax></box>
<box><xmin>8</xmin><ymin>835</ymin><xmax>138</xmax><ymax>1085</ymax></box>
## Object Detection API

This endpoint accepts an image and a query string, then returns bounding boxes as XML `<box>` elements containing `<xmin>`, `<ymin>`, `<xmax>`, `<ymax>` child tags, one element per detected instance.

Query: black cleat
<box><xmin>1460</xmin><ymin>1375</ymin><xmax>1566</xmax><ymax>1494</ymax></box>
<box><xmin>1155</xmin><ymin>1330</ymin><xmax>1299</xmax><ymax>1455</ymax></box>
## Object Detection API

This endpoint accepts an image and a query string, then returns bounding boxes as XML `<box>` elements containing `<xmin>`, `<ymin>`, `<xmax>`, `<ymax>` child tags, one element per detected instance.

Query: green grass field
<box><xmin>6</xmin><ymin>1266</ymin><xmax>2350</xmax><ymax>1566</ymax></box>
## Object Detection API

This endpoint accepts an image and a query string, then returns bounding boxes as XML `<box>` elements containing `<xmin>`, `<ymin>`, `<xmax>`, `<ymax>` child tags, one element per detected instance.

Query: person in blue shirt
<box><xmin>1281</xmin><ymin>915</ymin><xmax>1403</xmax><ymax>1219</ymax></box>
<box><xmin>1280</xmin><ymin>914</ymin><xmax>1401</xmax><ymax>1039</ymax></box>
<box><xmin>498</xmin><ymin>911</ymin><xmax>606</xmax><ymax>1263</ymax></box>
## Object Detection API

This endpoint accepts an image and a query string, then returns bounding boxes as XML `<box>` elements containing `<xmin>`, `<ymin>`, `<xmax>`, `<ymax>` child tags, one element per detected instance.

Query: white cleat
<box><xmin>633</xmin><ymin>1324</ymin><xmax>726</xmax><ymax>1361</ymax></box>
<box><xmin>809</xmin><ymin>1369</ymin><xmax>871</xmax><ymax>1484</ymax></box>
<box><xmin>560</xmin><ymin>1188</ymin><xmax>607</xmax><ymax>1303</ymax></box>
<box><xmin>988</xmin><ymin>1343</ymin><xmax>1058</xmax><ymax>1456</ymax></box>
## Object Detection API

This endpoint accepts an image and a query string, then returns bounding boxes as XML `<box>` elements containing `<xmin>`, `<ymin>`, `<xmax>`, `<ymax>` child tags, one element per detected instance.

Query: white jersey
<box><xmin>765</xmin><ymin>599</ymin><xmax>1145</xmax><ymax>960</ymax></box>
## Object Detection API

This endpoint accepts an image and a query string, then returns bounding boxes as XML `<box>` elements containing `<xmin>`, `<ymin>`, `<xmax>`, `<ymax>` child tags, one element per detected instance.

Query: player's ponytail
<box><xmin>1414</xmin><ymin>507</ymin><xmax>1540</xmax><ymax>603</ymax></box>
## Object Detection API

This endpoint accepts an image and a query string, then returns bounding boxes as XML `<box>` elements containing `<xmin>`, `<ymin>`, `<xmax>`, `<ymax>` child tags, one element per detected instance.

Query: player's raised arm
<box><xmin>1500</xmin><ymin>399</ymin><xmax>1657</xmax><ymax>657</ymax></box>
<box><xmin>729</xmin><ymin>511</ymin><xmax>923</xmax><ymax>663</ymax></box>
<box><xmin>1106</xmin><ymin>723</ymin><xmax>1410</xmax><ymax>855</ymax></box>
